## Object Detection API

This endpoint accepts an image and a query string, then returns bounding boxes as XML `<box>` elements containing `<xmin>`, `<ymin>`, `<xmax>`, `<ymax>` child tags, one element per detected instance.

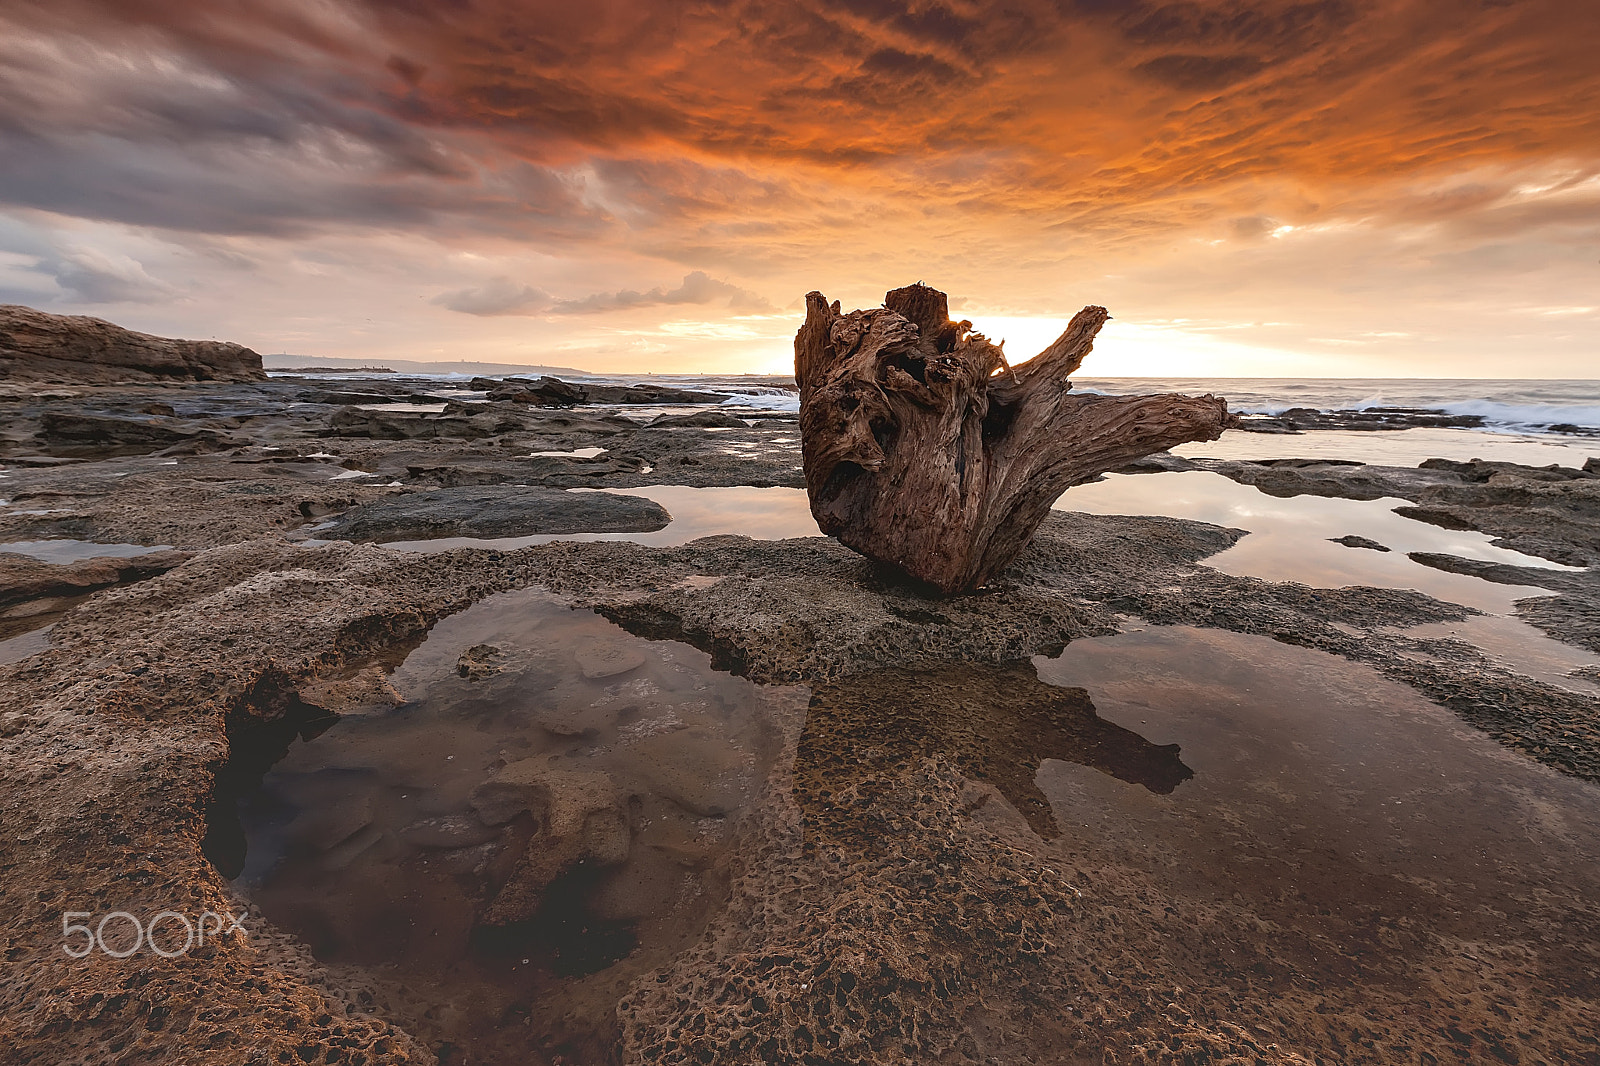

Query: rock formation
<box><xmin>795</xmin><ymin>283</ymin><xmax>1234</xmax><ymax>593</ymax></box>
<box><xmin>0</xmin><ymin>304</ymin><xmax>265</xmax><ymax>384</ymax></box>
<box><xmin>481</xmin><ymin>375</ymin><xmax>730</xmax><ymax>406</ymax></box>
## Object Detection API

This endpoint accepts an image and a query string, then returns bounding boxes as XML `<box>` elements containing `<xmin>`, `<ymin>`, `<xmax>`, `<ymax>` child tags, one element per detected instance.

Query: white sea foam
<box><xmin>274</xmin><ymin>368</ymin><xmax>1599</xmax><ymax>436</ymax></box>
<box><xmin>719</xmin><ymin>392</ymin><xmax>801</xmax><ymax>412</ymax></box>
<box><xmin>1436</xmin><ymin>399</ymin><xmax>1600</xmax><ymax>432</ymax></box>
<box><xmin>1072</xmin><ymin>377</ymin><xmax>1600</xmax><ymax>435</ymax></box>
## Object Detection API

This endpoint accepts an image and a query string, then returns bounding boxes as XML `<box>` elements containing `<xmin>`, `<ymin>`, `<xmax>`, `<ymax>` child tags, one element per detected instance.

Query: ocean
<box><xmin>269</xmin><ymin>368</ymin><xmax>1600</xmax><ymax>436</ymax></box>
<box><xmin>642</xmin><ymin>375</ymin><xmax>1600</xmax><ymax>435</ymax></box>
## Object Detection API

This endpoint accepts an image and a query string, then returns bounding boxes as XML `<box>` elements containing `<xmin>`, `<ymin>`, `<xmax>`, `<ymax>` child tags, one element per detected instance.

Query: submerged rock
<box><xmin>1330</xmin><ymin>534</ymin><xmax>1391</xmax><ymax>551</ymax></box>
<box><xmin>297</xmin><ymin>664</ymin><xmax>405</xmax><ymax>715</ymax></box>
<box><xmin>626</xmin><ymin>727</ymin><xmax>751</xmax><ymax>817</ymax></box>
<box><xmin>474</xmin><ymin>760</ymin><xmax>633</xmax><ymax>924</ymax></box>
<box><xmin>293</xmin><ymin>795</ymin><xmax>378</xmax><ymax>851</ymax></box>
<box><xmin>574</xmin><ymin>638</ymin><xmax>647</xmax><ymax>679</ymax></box>
<box><xmin>456</xmin><ymin>642</ymin><xmax>505</xmax><ymax>680</ymax></box>
<box><xmin>401</xmin><ymin>814</ymin><xmax>501</xmax><ymax>849</ymax></box>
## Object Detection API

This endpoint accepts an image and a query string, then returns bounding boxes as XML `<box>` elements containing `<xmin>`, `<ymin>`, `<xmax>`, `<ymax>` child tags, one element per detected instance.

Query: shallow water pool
<box><xmin>380</xmin><ymin>485</ymin><xmax>820</xmax><ymax>552</ymax></box>
<box><xmin>230</xmin><ymin>589</ymin><xmax>807</xmax><ymax>1063</ymax></box>
<box><xmin>0</xmin><ymin>539</ymin><xmax>173</xmax><ymax>563</ymax></box>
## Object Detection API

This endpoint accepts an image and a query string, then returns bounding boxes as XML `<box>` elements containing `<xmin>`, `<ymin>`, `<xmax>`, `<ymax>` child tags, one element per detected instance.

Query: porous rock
<box><xmin>324</xmin><ymin>486</ymin><xmax>670</xmax><ymax>542</ymax></box>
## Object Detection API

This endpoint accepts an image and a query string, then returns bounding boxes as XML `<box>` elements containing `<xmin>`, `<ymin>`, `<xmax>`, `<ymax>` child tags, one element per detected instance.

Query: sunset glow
<box><xmin>2</xmin><ymin>0</ymin><xmax>1596</xmax><ymax>375</ymax></box>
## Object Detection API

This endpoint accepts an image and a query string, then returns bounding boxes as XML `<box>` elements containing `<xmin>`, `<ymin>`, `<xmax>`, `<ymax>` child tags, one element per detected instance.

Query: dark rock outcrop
<box><xmin>323</xmin><ymin>485</ymin><xmax>671</xmax><ymax>542</ymax></box>
<box><xmin>648</xmin><ymin>410</ymin><xmax>750</xmax><ymax>429</ymax></box>
<box><xmin>326</xmin><ymin>405</ymin><xmax>525</xmax><ymax>440</ymax></box>
<box><xmin>37</xmin><ymin>410</ymin><xmax>234</xmax><ymax>450</ymax></box>
<box><xmin>0</xmin><ymin>305</ymin><xmax>266</xmax><ymax>384</ymax></box>
<box><xmin>1235</xmin><ymin>407</ymin><xmax>1488</xmax><ymax>433</ymax></box>
<box><xmin>1330</xmin><ymin>534</ymin><xmax>1391</xmax><ymax>551</ymax></box>
<box><xmin>488</xmin><ymin>375</ymin><xmax>729</xmax><ymax>406</ymax></box>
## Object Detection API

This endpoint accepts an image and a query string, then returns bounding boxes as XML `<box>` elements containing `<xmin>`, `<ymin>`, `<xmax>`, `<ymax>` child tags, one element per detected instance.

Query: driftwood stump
<box><xmin>795</xmin><ymin>283</ymin><xmax>1234</xmax><ymax>593</ymax></box>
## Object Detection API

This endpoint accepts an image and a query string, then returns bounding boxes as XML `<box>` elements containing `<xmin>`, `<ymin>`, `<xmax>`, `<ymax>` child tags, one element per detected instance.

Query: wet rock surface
<box><xmin>0</xmin><ymin>548</ymin><xmax>191</xmax><ymax>610</ymax></box>
<box><xmin>1234</xmin><ymin>406</ymin><xmax>1491</xmax><ymax>433</ymax></box>
<box><xmin>1184</xmin><ymin>454</ymin><xmax>1600</xmax><ymax>565</ymax></box>
<box><xmin>323</xmin><ymin>485</ymin><xmax>671</xmax><ymax>542</ymax></box>
<box><xmin>1</xmin><ymin>374</ymin><xmax>1598</xmax><ymax>1065</ymax></box>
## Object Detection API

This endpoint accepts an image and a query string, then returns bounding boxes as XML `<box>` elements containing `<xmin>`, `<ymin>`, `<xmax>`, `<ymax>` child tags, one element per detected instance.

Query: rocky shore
<box><xmin>0</xmin><ymin>306</ymin><xmax>266</xmax><ymax>386</ymax></box>
<box><xmin>2</xmin><ymin>365</ymin><xmax>1599</xmax><ymax>1065</ymax></box>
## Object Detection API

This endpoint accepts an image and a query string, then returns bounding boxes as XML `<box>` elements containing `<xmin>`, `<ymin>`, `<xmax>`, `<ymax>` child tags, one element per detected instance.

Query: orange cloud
<box><xmin>1</xmin><ymin>0</ymin><xmax>1597</xmax><ymax>372</ymax></box>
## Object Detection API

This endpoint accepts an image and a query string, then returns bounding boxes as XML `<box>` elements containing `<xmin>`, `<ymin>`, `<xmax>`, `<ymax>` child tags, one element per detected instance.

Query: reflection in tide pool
<box><xmin>1055</xmin><ymin>469</ymin><xmax>1600</xmax><ymax>691</ymax></box>
<box><xmin>1173</xmin><ymin>426</ymin><xmax>1598</xmax><ymax>468</ymax></box>
<box><xmin>1034</xmin><ymin>625</ymin><xmax>1600</xmax><ymax>960</ymax></box>
<box><xmin>523</xmin><ymin>447</ymin><xmax>608</xmax><ymax>459</ymax></box>
<box><xmin>383</xmin><ymin>485</ymin><xmax>819</xmax><ymax>553</ymax></box>
<box><xmin>229</xmin><ymin>590</ymin><xmax>808</xmax><ymax>1065</ymax></box>
<box><xmin>0</xmin><ymin>626</ymin><xmax>51</xmax><ymax>666</ymax></box>
<box><xmin>0</xmin><ymin>539</ymin><xmax>172</xmax><ymax>563</ymax></box>
<box><xmin>1056</xmin><ymin>470</ymin><xmax>1569</xmax><ymax>613</ymax></box>
<box><xmin>797</xmin><ymin>662</ymin><xmax>1191</xmax><ymax>843</ymax></box>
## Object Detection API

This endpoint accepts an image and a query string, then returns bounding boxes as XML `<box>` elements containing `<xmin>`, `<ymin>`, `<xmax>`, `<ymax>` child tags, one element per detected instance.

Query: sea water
<box><xmin>608</xmin><ymin>375</ymin><xmax>1600</xmax><ymax>437</ymax></box>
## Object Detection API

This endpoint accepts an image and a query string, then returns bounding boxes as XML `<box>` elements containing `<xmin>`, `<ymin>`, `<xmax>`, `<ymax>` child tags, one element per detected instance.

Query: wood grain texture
<box><xmin>795</xmin><ymin>283</ymin><xmax>1235</xmax><ymax>593</ymax></box>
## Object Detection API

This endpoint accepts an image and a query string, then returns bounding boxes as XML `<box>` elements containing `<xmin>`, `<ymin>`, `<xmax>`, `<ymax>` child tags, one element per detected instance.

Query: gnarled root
<box><xmin>795</xmin><ymin>283</ymin><xmax>1235</xmax><ymax>593</ymax></box>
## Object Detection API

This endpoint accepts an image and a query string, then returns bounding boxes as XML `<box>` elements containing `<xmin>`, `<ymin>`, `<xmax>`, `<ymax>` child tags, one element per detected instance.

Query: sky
<box><xmin>1</xmin><ymin>0</ymin><xmax>1597</xmax><ymax>377</ymax></box>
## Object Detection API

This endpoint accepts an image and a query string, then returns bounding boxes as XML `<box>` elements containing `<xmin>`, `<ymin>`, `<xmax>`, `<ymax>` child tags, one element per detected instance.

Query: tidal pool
<box><xmin>224</xmin><ymin>598</ymin><xmax>1600</xmax><ymax>1063</ymax></box>
<box><xmin>1033</xmin><ymin>624</ymin><xmax>1600</xmax><ymax>1033</ymax></box>
<box><xmin>0</xmin><ymin>538</ymin><xmax>173</xmax><ymax>563</ymax></box>
<box><xmin>228</xmin><ymin>589</ymin><xmax>808</xmax><ymax>1064</ymax></box>
<box><xmin>380</xmin><ymin>485</ymin><xmax>820</xmax><ymax>552</ymax></box>
<box><xmin>1056</xmin><ymin>469</ymin><xmax>1600</xmax><ymax>690</ymax></box>
<box><xmin>0</xmin><ymin>625</ymin><xmax>51</xmax><ymax>665</ymax></box>
<box><xmin>1173</xmin><ymin>426</ymin><xmax>1599</xmax><ymax>468</ymax></box>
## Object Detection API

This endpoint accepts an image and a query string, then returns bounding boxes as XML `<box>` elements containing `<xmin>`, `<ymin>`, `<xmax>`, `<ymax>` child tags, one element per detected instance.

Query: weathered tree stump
<box><xmin>795</xmin><ymin>283</ymin><xmax>1234</xmax><ymax>593</ymax></box>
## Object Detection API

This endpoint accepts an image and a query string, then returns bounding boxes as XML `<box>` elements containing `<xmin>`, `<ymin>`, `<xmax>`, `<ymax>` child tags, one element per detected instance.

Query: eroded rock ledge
<box><xmin>0</xmin><ymin>304</ymin><xmax>266</xmax><ymax>385</ymax></box>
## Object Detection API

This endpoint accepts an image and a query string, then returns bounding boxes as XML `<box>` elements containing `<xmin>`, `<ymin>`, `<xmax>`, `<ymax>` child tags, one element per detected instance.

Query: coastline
<box><xmin>2</xmin><ymin>373</ymin><xmax>1598</xmax><ymax>1064</ymax></box>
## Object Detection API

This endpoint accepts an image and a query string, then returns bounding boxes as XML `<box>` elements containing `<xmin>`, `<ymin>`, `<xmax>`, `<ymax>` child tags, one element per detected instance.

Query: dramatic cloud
<box><xmin>50</xmin><ymin>248</ymin><xmax>176</xmax><ymax>303</ymax></box>
<box><xmin>0</xmin><ymin>214</ymin><xmax>179</xmax><ymax>304</ymax></box>
<box><xmin>0</xmin><ymin>0</ymin><xmax>1595</xmax><ymax>372</ymax></box>
<box><xmin>436</xmin><ymin>271</ymin><xmax>777</xmax><ymax>317</ymax></box>
<box><xmin>433</xmin><ymin>277</ymin><xmax>551</xmax><ymax>317</ymax></box>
